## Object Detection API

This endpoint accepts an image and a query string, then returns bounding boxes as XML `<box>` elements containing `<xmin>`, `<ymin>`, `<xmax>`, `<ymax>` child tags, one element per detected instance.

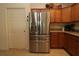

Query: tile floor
<box><xmin>0</xmin><ymin>49</ymin><xmax>70</xmax><ymax>56</ymax></box>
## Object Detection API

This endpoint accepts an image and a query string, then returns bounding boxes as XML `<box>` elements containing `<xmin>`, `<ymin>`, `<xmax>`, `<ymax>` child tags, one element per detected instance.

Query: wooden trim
<box><xmin>62</xmin><ymin>6</ymin><xmax>72</xmax><ymax>9</ymax></box>
<box><xmin>62</xmin><ymin>4</ymin><xmax>75</xmax><ymax>9</ymax></box>
<box><xmin>71</xmin><ymin>3</ymin><xmax>78</xmax><ymax>7</ymax></box>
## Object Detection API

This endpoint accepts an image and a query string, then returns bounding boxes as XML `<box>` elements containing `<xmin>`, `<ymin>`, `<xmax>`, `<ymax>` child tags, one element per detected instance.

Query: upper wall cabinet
<box><xmin>62</xmin><ymin>7</ymin><xmax>71</xmax><ymax>22</ymax></box>
<box><xmin>50</xmin><ymin>9</ymin><xmax>55</xmax><ymax>23</ymax></box>
<box><xmin>55</xmin><ymin>9</ymin><xmax>62</xmax><ymax>22</ymax></box>
<box><xmin>50</xmin><ymin>7</ymin><xmax>72</xmax><ymax>23</ymax></box>
<box><xmin>71</xmin><ymin>4</ymin><xmax>79</xmax><ymax>21</ymax></box>
<box><xmin>50</xmin><ymin>9</ymin><xmax>62</xmax><ymax>23</ymax></box>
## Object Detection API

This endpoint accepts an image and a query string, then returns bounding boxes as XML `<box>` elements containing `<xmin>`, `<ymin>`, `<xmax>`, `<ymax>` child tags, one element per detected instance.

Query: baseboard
<box><xmin>0</xmin><ymin>48</ymin><xmax>9</xmax><ymax>50</ymax></box>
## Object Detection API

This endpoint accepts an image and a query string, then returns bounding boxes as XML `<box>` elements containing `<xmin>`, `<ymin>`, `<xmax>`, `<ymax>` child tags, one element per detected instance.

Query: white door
<box><xmin>7</xmin><ymin>8</ymin><xmax>27</xmax><ymax>49</ymax></box>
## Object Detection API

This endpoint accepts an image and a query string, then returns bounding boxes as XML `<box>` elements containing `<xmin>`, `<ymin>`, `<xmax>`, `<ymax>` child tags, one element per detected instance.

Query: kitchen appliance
<box><xmin>29</xmin><ymin>9</ymin><xmax>50</xmax><ymax>53</ymax></box>
<box><xmin>64</xmin><ymin>24</ymin><xmax>75</xmax><ymax>31</ymax></box>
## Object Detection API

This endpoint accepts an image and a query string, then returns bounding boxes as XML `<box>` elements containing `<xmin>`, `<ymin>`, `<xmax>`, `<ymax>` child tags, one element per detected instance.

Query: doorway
<box><xmin>7</xmin><ymin>8</ymin><xmax>28</xmax><ymax>49</ymax></box>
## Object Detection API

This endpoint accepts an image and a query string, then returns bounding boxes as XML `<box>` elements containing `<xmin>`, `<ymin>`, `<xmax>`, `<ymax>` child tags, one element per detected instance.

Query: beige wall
<box><xmin>31</xmin><ymin>3</ymin><xmax>46</xmax><ymax>8</ymax></box>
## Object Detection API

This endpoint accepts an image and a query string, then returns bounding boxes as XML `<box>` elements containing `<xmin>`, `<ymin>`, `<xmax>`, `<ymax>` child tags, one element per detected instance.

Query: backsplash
<box><xmin>50</xmin><ymin>23</ymin><xmax>65</xmax><ymax>31</ymax></box>
<box><xmin>50</xmin><ymin>22</ymin><xmax>79</xmax><ymax>32</ymax></box>
<box><xmin>74</xmin><ymin>22</ymin><xmax>79</xmax><ymax>31</ymax></box>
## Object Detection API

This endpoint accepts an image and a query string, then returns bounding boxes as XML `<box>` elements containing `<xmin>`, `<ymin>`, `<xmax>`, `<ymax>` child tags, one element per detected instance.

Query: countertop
<box><xmin>50</xmin><ymin>30</ymin><xmax>79</xmax><ymax>37</ymax></box>
<box><xmin>64</xmin><ymin>31</ymin><xmax>79</xmax><ymax>37</ymax></box>
<box><xmin>50</xmin><ymin>31</ymin><xmax>64</xmax><ymax>32</ymax></box>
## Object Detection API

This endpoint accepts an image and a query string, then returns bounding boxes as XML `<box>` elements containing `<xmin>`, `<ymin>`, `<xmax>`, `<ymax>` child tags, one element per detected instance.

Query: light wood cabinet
<box><xmin>50</xmin><ymin>32</ymin><xmax>58</xmax><ymax>48</ymax></box>
<box><xmin>50</xmin><ymin>9</ymin><xmax>55</xmax><ymax>22</ymax></box>
<box><xmin>50</xmin><ymin>4</ymin><xmax>79</xmax><ymax>22</ymax></box>
<box><xmin>50</xmin><ymin>7</ymin><xmax>72</xmax><ymax>23</ymax></box>
<box><xmin>71</xmin><ymin>4</ymin><xmax>75</xmax><ymax>21</ymax></box>
<box><xmin>50</xmin><ymin>32</ymin><xmax>79</xmax><ymax>55</ymax></box>
<box><xmin>71</xmin><ymin>4</ymin><xmax>79</xmax><ymax>21</ymax></box>
<box><xmin>55</xmin><ymin>9</ymin><xmax>62</xmax><ymax>22</ymax></box>
<box><xmin>76</xmin><ymin>41</ymin><xmax>79</xmax><ymax>56</ymax></box>
<box><xmin>50</xmin><ymin>32</ymin><xmax>64</xmax><ymax>48</ymax></box>
<box><xmin>62</xmin><ymin>7</ymin><xmax>71</xmax><ymax>22</ymax></box>
<box><xmin>64</xmin><ymin>33</ymin><xmax>79</xmax><ymax>56</ymax></box>
<box><xmin>58</xmin><ymin>32</ymin><xmax>64</xmax><ymax>48</ymax></box>
<box><xmin>64</xmin><ymin>33</ymin><xmax>69</xmax><ymax>50</ymax></box>
<box><xmin>50</xmin><ymin>9</ymin><xmax>62</xmax><ymax>23</ymax></box>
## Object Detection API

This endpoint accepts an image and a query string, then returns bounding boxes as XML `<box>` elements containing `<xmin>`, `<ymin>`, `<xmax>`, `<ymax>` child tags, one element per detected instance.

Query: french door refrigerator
<box><xmin>29</xmin><ymin>9</ymin><xmax>50</xmax><ymax>53</ymax></box>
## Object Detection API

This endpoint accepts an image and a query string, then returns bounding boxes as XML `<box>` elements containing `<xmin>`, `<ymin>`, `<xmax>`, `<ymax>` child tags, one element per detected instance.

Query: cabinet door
<box><xmin>50</xmin><ymin>32</ymin><xmax>58</xmax><ymax>48</ymax></box>
<box><xmin>50</xmin><ymin>9</ymin><xmax>55</xmax><ymax>23</ymax></box>
<box><xmin>55</xmin><ymin>9</ymin><xmax>62</xmax><ymax>22</ymax></box>
<box><xmin>62</xmin><ymin>7</ymin><xmax>71</xmax><ymax>22</ymax></box>
<box><xmin>75</xmin><ymin>37</ymin><xmax>79</xmax><ymax>56</ymax></box>
<box><xmin>50</xmin><ymin>9</ymin><xmax>62</xmax><ymax>23</ymax></box>
<box><xmin>72</xmin><ymin>4</ymin><xmax>79</xmax><ymax>21</ymax></box>
<box><xmin>68</xmin><ymin>37</ymin><xmax>76</xmax><ymax>56</ymax></box>
<box><xmin>76</xmin><ymin>42</ymin><xmax>79</xmax><ymax>56</ymax></box>
<box><xmin>64</xmin><ymin>33</ymin><xmax>77</xmax><ymax>56</ymax></box>
<box><xmin>71</xmin><ymin>5</ymin><xmax>75</xmax><ymax>21</ymax></box>
<box><xmin>64</xmin><ymin>33</ymin><xmax>69</xmax><ymax>50</ymax></box>
<box><xmin>50</xmin><ymin>32</ymin><xmax>64</xmax><ymax>48</ymax></box>
<box><xmin>58</xmin><ymin>32</ymin><xmax>64</xmax><ymax>48</ymax></box>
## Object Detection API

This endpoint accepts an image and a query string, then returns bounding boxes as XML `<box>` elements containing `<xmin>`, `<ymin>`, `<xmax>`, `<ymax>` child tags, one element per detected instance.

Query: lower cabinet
<box><xmin>68</xmin><ymin>37</ymin><xmax>76</xmax><ymax>56</ymax></box>
<box><xmin>74</xmin><ymin>36</ymin><xmax>79</xmax><ymax>56</ymax></box>
<box><xmin>50</xmin><ymin>32</ymin><xmax>79</xmax><ymax>55</ymax></box>
<box><xmin>58</xmin><ymin>32</ymin><xmax>64</xmax><ymax>48</ymax></box>
<box><xmin>50</xmin><ymin>32</ymin><xmax>64</xmax><ymax>48</ymax></box>
<box><xmin>50</xmin><ymin>32</ymin><xmax>58</xmax><ymax>48</ymax></box>
<box><xmin>64</xmin><ymin>33</ymin><xmax>79</xmax><ymax>56</ymax></box>
<box><xmin>64</xmin><ymin>33</ymin><xmax>69</xmax><ymax>50</ymax></box>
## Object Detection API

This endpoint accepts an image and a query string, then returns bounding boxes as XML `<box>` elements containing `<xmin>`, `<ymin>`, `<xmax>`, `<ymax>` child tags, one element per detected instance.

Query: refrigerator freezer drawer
<box><xmin>29</xmin><ymin>39</ymin><xmax>49</xmax><ymax>53</ymax></box>
<box><xmin>30</xmin><ymin>35</ymin><xmax>49</xmax><ymax>40</ymax></box>
<box><xmin>39</xmin><ymin>40</ymin><xmax>49</xmax><ymax>52</ymax></box>
<box><xmin>29</xmin><ymin>40</ymin><xmax>39</xmax><ymax>52</ymax></box>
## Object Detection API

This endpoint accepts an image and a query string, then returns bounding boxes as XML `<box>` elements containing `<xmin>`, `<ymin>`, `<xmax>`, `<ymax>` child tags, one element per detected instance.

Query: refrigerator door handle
<box><xmin>28</xmin><ymin>12</ymin><xmax>32</xmax><ymax>32</ymax></box>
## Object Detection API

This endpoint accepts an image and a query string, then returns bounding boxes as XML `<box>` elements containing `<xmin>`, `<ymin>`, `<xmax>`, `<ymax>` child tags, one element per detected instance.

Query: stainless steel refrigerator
<box><xmin>29</xmin><ymin>9</ymin><xmax>50</xmax><ymax>53</ymax></box>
